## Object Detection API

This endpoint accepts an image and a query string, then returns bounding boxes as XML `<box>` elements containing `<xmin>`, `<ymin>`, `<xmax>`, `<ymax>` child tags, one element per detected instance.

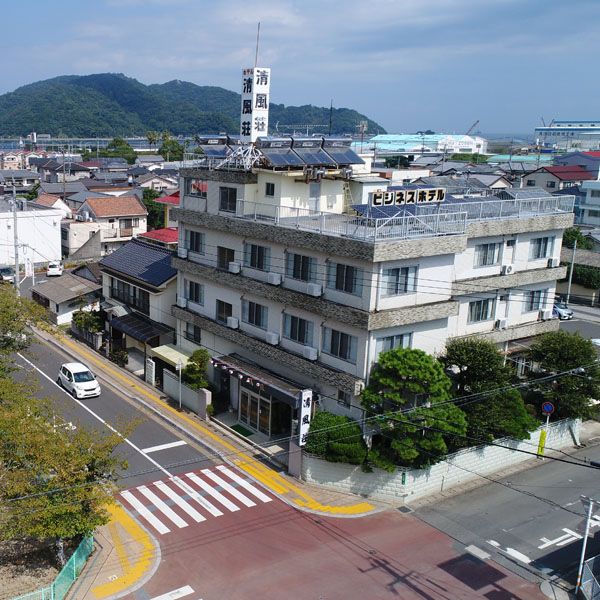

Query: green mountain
<box><xmin>0</xmin><ymin>73</ymin><xmax>386</xmax><ymax>137</ymax></box>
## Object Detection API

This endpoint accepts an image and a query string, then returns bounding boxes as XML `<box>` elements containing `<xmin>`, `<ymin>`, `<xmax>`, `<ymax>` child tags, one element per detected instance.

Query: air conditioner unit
<box><xmin>226</xmin><ymin>316</ymin><xmax>239</xmax><ymax>329</ymax></box>
<box><xmin>228</xmin><ymin>261</ymin><xmax>241</xmax><ymax>274</ymax></box>
<box><xmin>501</xmin><ymin>264</ymin><xmax>515</xmax><ymax>275</ymax></box>
<box><xmin>303</xmin><ymin>346</ymin><xmax>318</xmax><ymax>361</ymax></box>
<box><xmin>539</xmin><ymin>309</ymin><xmax>553</xmax><ymax>321</ymax></box>
<box><xmin>548</xmin><ymin>257</ymin><xmax>559</xmax><ymax>268</ymax></box>
<box><xmin>178</xmin><ymin>247</ymin><xmax>188</xmax><ymax>259</ymax></box>
<box><xmin>265</xmin><ymin>331</ymin><xmax>279</xmax><ymax>345</ymax></box>
<box><xmin>176</xmin><ymin>297</ymin><xmax>187</xmax><ymax>309</ymax></box>
<box><xmin>495</xmin><ymin>318</ymin><xmax>508</xmax><ymax>330</ymax></box>
<box><xmin>76</xmin><ymin>214</ymin><xmax>85</xmax><ymax>221</ymax></box>
<box><xmin>306</xmin><ymin>283</ymin><xmax>322</xmax><ymax>297</ymax></box>
<box><xmin>267</xmin><ymin>272</ymin><xmax>282</xmax><ymax>285</ymax></box>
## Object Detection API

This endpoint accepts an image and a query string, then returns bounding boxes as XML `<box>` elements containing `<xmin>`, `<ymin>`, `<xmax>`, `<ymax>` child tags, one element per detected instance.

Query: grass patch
<box><xmin>231</xmin><ymin>423</ymin><xmax>254</xmax><ymax>437</ymax></box>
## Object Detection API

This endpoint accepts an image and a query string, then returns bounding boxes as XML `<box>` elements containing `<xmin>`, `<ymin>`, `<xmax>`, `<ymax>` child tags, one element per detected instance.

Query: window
<box><xmin>322</xmin><ymin>327</ymin><xmax>358</xmax><ymax>363</ymax></box>
<box><xmin>474</xmin><ymin>242</ymin><xmax>501</xmax><ymax>267</ymax></box>
<box><xmin>184</xmin><ymin>279</ymin><xmax>203</xmax><ymax>305</ymax></box>
<box><xmin>524</xmin><ymin>289</ymin><xmax>547</xmax><ymax>312</ymax></box>
<box><xmin>265</xmin><ymin>182</ymin><xmax>275</xmax><ymax>197</ymax></box>
<box><xmin>242</xmin><ymin>300</ymin><xmax>268</xmax><ymax>329</ymax></box>
<box><xmin>382</xmin><ymin>266</ymin><xmax>418</xmax><ymax>296</ymax></box>
<box><xmin>337</xmin><ymin>390</ymin><xmax>351</xmax><ymax>408</ymax></box>
<box><xmin>185</xmin><ymin>229</ymin><xmax>205</xmax><ymax>254</ymax></box>
<box><xmin>286</xmin><ymin>253</ymin><xmax>316</xmax><ymax>282</ymax></box>
<box><xmin>217</xmin><ymin>246</ymin><xmax>235</xmax><ymax>270</ymax></box>
<box><xmin>526</xmin><ymin>179</ymin><xmax>536</xmax><ymax>186</ymax></box>
<box><xmin>244</xmin><ymin>243</ymin><xmax>270</xmax><ymax>271</ymax></box>
<box><xmin>530</xmin><ymin>236</ymin><xmax>555</xmax><ymax>260</ymax></box>
<box><xmin>110</xmin><ymin>277</ymin><xmax>149</xmax><ymax>314</ymax></box>
<box><xmin>283</xmin><ymin>314</ymin><xmax>314</xmax><ymax>346</ymax></box>
<box><xmin>327</xmin><ymin>262</ymin><xmax>363</xmax><ymax>295</ymax></box>
<box><xmin>120</xmin><ymin>218</ymin><xmax>139</xmax><ymax>228</ymax></box>
<box><xmin>591</xmin><ymin>190</ymin><xmax>600</xmax><ymax>198</ymax></box>
<box><xmin>185</xmin><ymin>323</ymin><xmax>201</xmax><ymax>344</ymax></box>
<box><xmin>185</xmin><ymin>178</ymin><xmax>207</xmax><ymax>198</ymax></box>
<box><xmin>546</xmin><ymin>181</ymin><xmax>556</xmax><ymax>188</ymax></box>
<box><xmin>375</xmin><ymin>333</ymin><xmax>412</xmax><ymax>359</ymax></box>
<box><xmin>216</xmin><ymin>300</ymin><xmax>232</xmax><ymax>323</ymax></box>
<box><xmin>219</xmin><ymin>186</ymin><xmax>237</xmax><ymax>212</ymax></box>
<box><xmin>468</xmin><ymin>298</ymin><xmax>495</xmax><ymax>323</ymax></box>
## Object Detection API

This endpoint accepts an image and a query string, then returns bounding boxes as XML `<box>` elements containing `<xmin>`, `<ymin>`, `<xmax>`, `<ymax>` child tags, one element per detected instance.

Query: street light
<box><xmin>176</xmin><ymin>359</ymin><xmax>184</xmax><ymax>410</ymax></box>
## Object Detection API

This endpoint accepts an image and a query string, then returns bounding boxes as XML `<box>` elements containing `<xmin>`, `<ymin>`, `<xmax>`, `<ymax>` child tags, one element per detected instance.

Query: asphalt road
<box><xmin>416</xmin><ymin>442</ymin><xmax>600</xmax><ymax>584</ymax></box>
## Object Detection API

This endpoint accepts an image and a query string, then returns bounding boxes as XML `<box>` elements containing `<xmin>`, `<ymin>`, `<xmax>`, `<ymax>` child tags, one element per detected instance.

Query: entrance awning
<box><xmin>151</xmin><ymin>344</ymin><xmax>192</xmax><ymax>368</ymax></box>
<box><xmin>211</xmin><ymin>354</ymin><xmax>308</xmax><ymax>408</ymax></box>
<box><xmin>111</xmin><ymin>312</ymin><xmax>173</xmax><ymax>344</ymax></box>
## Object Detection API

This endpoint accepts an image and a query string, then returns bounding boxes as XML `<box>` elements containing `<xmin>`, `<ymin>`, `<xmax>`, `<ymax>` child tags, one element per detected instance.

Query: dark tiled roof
<box><xmin>99</xmin><ymin>238</ymin><xmax>176</xmax><ymax>287</ymax></box>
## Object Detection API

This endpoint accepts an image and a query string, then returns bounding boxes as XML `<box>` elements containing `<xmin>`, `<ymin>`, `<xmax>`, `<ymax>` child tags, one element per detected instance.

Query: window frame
<box><xmin>524</xmin><ymin>289</ymin><xmax>548</xmax><ymax>313</ymax></box>
<box><xmin>375</xmin><ymin>332</ymin><xmax>412</xmax><ymax>359</ymax></box>
<box><xmin>219</xmin><ymin>186</ymin><xmax>237</xmax><ymax>213</ymax></box>
<box><xmin>186</xmin><ymin>178</ymin><xmax>207</xmax><ymax>198</ymax></box>
<box><xmin>286</xmin><ymin>252</ymin><xmax>316</xmax><ymax>282</ymax></box>
<box><xmin>242</xmin><ymin>300</ymin><xmax>268</xmax><ymax>330</ymax></box>
<box><xmin>467</xmin><ymin>298</ymin><xmax>496</xmax><ymax>323</ymax></box>
<box><xmin>216</xmin><ymin>300</ymin><xmax>233</xmax><ymax>324</ymax></box>
<box><xmin>282</xmin><ymin>314</ymin><xmax>314</xmax><ymax>346</ymax></box>
<box><xmin>381</xmin><ymin>266</ymin><xmax>418</xmax><ymax>296</ymax></box>
<box><xmin>474</xmin><ymin>242</ymin><xmax>501</xmax><ymax>267</ymax></box>
<box><xmin>184</xmin><ymin>279</ymin><xmax>204</xmax><ymax>305</ymax></box>
<box><xmin>217</xmin><ymin>246</ymin><xmax>235</xmax><ymax>270</ymax></box>
<box><xmin>322</xmin><ymin>327</ymin><xmax>358</xmax><ymax>364</ymax></box>
<box><xmin>265</xmin><ymin>182</ymin><xmax>275</xmax><ymax>197</ymax></box>
<box><xmin>244</xmin><ymin>243</ymin><xmax>270</xmax><ymax>271</ymax></box>
<box><xmin>184</xmin><ymin>323</ymin><xmax>202</xmax><ymax>344</ymax></box>
<box><xmin>185</xmin><ymin>229</ymin><xmax>205</xmax><ymax>254</ymax></box>
<box><xmin>530</xmin><ymin>236</ymin><xmax>555</xmax><ymax>260</ymax></box>
<box><xmin>327</xmin><ymin>262</ymin><xmax>363</xmax><ymax>296</ymax></box>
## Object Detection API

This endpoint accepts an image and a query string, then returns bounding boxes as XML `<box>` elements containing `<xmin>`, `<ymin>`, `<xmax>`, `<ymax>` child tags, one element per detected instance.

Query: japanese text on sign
<box><xmin>240</xmin><ymin>67</ymin><xmax>271</xmax><ymax>144</ymax></box>
<box><xmin>371</xmin><ymin>187</ymin><xmax>447</xmax><ymax>207</ymax></box>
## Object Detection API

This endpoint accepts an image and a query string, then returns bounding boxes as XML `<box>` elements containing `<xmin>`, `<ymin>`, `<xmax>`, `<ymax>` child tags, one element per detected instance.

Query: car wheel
<box><xmin>57</xmin><ymin>377</ymin><xmax>63</xmax><ymax>387</ymax></box>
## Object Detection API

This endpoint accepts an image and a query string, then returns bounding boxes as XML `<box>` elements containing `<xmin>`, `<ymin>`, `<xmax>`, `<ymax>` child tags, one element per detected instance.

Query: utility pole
<box><xmin>62</xmin><ymin>147</ymin><xmax>66</xmax><ymax>206</ymax></box>
<box><xmin>566</xmin><ymin>238</ymin><xmax>577</xmax><ymax>304</ymax></box>
<box><xmin>11</xmin><ymin>184</ymin><xmax>20</xmax><ymax>296</ymax></box>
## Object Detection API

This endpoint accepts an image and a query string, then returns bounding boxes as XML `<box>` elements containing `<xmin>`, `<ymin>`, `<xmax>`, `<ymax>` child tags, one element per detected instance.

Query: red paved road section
<box><xmin>120</xmin><ymin>466</ymin><xmax>544</xmax><ymax>600</ymax></box>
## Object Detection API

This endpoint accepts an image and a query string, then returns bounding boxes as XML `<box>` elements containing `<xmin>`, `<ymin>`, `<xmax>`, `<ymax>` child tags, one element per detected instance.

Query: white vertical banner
<box><xmin>240</xmin><ymin>67</ymin><xmax>271</xmax><ymax>144</ymax></box>
<box><xmin>25</xmin><ymin>256</ymin><xmax>33</xmax><ymax>278</ymax></box>
<box><xmin>298</xmin><ymin>389</ymin><xmax>313</xmax><ymax>446</ymax></box>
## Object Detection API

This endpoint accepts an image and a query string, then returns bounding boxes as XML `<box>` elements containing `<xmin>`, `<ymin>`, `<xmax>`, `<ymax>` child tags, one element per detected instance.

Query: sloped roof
<box><xmin>136</xmin><ymin>172</ymin><xmax>177</xmax><ymax>185</ymax></box>
<box><xmin>155</xmin><ymin>190</ymin><xmax>180</xmax><ymax>205</ymax></box>
<box><xmin>542</xmin><ymin>165</ymin><xmax>595</xmax><ymax>180</ymax></box>
<box><xmin>84</xmin><ymin>195</ymin><xmax>147</xmax><ymax>218</ymax></box>
<box><xmin>583</xmin><ymin>152</ymin><xmax>600</xmax><ymax>158</ymax></box>
<box><xmin>31</xmin><ymin>273</ymin><xmax>101</xmax><ymax>304</ymax></box>
<box><xmin>31</xmin><ymin>192</ymin><xmax>63</xmax><ymax>207</ymax></box>
<box><xmin>138</xmin><ymin>227</ymin><xmax>178</xmax><ymax>243</ymax></box>
<box><xmin>39</xmin><ymin>181</ymin><xmax>86</xmax><ymax>195</ymax></box>
<box><xmin>137</xmin><ymin>155</ymin><xmax>165</xmax><ymax>163</ymax></box>
<box><xmin>99</xmin><ymin>238</ymin><xmax>176</xmax><ymax>287</ymax></box>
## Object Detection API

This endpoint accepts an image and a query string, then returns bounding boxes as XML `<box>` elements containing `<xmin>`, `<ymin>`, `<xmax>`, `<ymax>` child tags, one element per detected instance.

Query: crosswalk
<box><xmin>119</xmin><ymin>465</ymin><xmax>273</xmax><ymax>535</ymax></box>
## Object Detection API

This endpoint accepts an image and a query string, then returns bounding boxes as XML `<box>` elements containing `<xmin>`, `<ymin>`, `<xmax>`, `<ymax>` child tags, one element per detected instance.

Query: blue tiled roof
<box><xmin>99</xmin><ymin>238</ymin><xmax>176</xmax><ymax>287</ymax></box>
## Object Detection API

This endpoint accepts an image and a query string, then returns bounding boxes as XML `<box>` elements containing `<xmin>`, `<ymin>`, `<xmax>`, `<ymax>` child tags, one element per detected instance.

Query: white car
<box><xmin>47</xmin><ymin>262</ymin><xmax>64</xmax><ymax>277</ymax></box>
<box><xmin>58</xmin><ymin>362</ymin><xmax>101</xmax><ymax>398</ymax></box>
<box><xmin>553</xmin><ymin>302</ymin><xmax>574</xmax><ymax>320</ymax></box>
<box><xmin>0</xmin><ymin>266</ymin><xmax>15</xmax><ymax>283</ymax></box>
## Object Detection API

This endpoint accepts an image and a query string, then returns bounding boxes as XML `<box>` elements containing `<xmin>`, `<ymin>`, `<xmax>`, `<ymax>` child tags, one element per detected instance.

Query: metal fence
<box><xmin>582</xmin><ymin>554</ymin><xmax>600</xmax><ymax>600</ymax></box>
<box><xmin>10</xmin><ymin>535</ymin><xmax>94</xmax><ymax>600</ymax></box>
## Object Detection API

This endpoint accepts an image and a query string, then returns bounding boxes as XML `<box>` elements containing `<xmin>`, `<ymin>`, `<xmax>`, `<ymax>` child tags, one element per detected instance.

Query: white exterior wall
<box><xmin>148</xmin><ymin>282</ymin><xmax>177</xmax><ymax>330</ymax></box>
<box><xmin>0</xmin><ymin>208</ymin><xmax>62</xmax><ymax>266</ymax></box>
<box><xmin>64</xmin><ymin>221</ymin><xmax>101</xmax><ymax>254</ymax></box>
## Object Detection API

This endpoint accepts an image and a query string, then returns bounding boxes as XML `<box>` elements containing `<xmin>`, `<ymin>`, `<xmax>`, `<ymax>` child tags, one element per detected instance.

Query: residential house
<box><xmin>524</xmin><ymin>166</ymin><xmax>594</xmax><ymax>191</ymax></box>
<box><xmin>135</xmin><ymin>172</ymin><xmax>178</xmax><ymax>193</ymax></box>
<box><xmin>135</xmin><ymin>155</ymin><xmax>165</xmax><ymax>170</ymax></box>
<box><xmin>39</xmin><ymin>181</ymin><xmax>87</xmax><ymax>200</ymax></box>
<box><xmin>99</xmin><ymin>238</ymin><xmax>177</xmax><ymax>380</ymax></box>
<box><xmin>154</xmin><ymin>190</ymin><xmax>179</xmax><ymax>228</ymax></box>
<box><xmin>138</xmin><ymin>227</ymin><xmax>178</xmax><ymax>250</ymax></box>
<box><xmin>577</xmin><ymin>180</ymin><xmax>600</xmax><ymax>228</ymax></box>
<box><xmin>0</xmin><ymin>169</ymin><xmax>40</xmax><ymax>194</ymax></box>
<box><xmin>29</xmin><ymin>193</ymin><xmax>72</xmax><ymax>218</ymax></box>
<box><xmin>553</xmin><ymin>151</ymin><xmax>600</xmax><ymax>178</ymax></box>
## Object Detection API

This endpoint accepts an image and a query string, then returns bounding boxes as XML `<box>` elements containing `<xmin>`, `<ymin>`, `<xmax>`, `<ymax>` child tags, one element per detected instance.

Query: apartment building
<box><xmin>169</xmin><ymin>138</ymin><xmax>574</xmax><ymax>440</ymax></box>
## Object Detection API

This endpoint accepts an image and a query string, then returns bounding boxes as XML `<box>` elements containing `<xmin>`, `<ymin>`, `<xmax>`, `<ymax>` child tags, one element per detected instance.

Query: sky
<box><xmin>2</xmin><ymin>0</ymin><xmax>600</xmax><ymax>134</ymax></box>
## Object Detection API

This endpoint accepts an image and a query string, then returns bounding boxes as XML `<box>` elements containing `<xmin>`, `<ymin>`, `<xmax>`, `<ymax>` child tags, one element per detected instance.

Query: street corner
<box><xmin>90</xmin><ymin>503</ymin><xmax>160</xmax><ymax>600</ymax></box>
<box><xmin>292</xmin><ymin>496</ymin><xmax>379</xmax><ymax>517</ymax></box>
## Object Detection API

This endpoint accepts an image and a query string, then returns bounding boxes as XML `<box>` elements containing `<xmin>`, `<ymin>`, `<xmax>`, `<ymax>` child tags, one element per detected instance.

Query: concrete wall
<box><xmin>302</xmin><ymin>419</ymin><xmax>580</xmax><ymax>504</ymax></box>
<box><xmin>163</xmin><ymin>369</ymin><xmax>212</xmax><ymax>417</ymax></box>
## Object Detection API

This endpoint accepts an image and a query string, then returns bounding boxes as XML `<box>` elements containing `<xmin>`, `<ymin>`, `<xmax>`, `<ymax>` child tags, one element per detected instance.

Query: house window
<box><xmin>185</xmin><ymin>229</ymin><xmax>205</xmax><ymax>254</ymax></box>
<box><xmin>286</xmin><ymin>253</ymin><xmax>316</xmax><ymax>282</ymax></box>
<box><xmin>591</xmin><ymin>190</ymin><xmax>600</xmax><ymax>198</ymax></box>
<box><xmin>185</xmin><ymin>178</ymin><xmax>207</xmax><ymax>198</ymax></box>
<box><xmin>327</xmin><ymin>262</ymin><xmax>363</xmax><ymax>295</ymax></box>
<box><xmin>185</xmin><ymin>323</ymin><xmax>202</xmax><ymax>344</ymax></box>
<box><xmin>526</xmin><ymin>179</ymin><xmax>536</xmax><ymax>186</ymax></box>
<box><xmin>530</xmin><ymin>236</ymin><xmax>555</xmax><ymax>260</ymax></box>
<box><xmin>546</xmin><ymin>181</ymin><xmax>556</xmax><ymax>188</ymax></box>
<box><xmin>337</xmin><ymin>390</ymin><xmax>351</xmax><ymax>408</ymax></box>
<box><xmin>474</xmin><ymin>243</ymin><xmax>501</xmax><ymax>267</ymax></box>
<box><xmin>322</xmin><ymin>327</ymin><xmax>358</xmax><ymax>363</ymax></box>
<box><xmin>184</xmin><ymin>280</ymin><xmax>204</xmax><ymax>305</ymax></box>
<box><xmin>381</xmin><ymin>266</ymin><xmax>418</xmax><ymax>296</ymax></box>
<box><xmin>217</xmin><ymin>246</ymin><xmax>235</xmax><ymax>270</ymax></box>
<box><xmin>110</xmin><ymin>277</ymin><xmax>149</xmax><ymax>315</ymax></box>
<box><xmin>219</xmin><ymin>186</ymin><xmax>237</xmax><ymax>212</ymax></box>
<box><xmin>244</xmin><ymin>243</ymin><xmax>270</xmax><ymax>271</ymax></box>
<box><xmin>120</xmin><ymin>218</ymin><xmax>139</xmax><ymax>228</ymax></box>
<box><xmin>524</xmin><ymin>289</ymin><xmax>547</xmax><ymax>312</ymax></box>
<box><xmin>242</xmin><ymin>300</ymin><xmax>268</xmax><ymax>329</ymax></box>
<box><xmin>265</xmin><ymin>182</ymin><xmax>275</xmax><ymax>197</ymax></box>
<box><xmin>468</xmin><ymin>298</ymin><xmax>495</xmax><ymax>323</ymax></box>
<box><xmin>216</xmin><ymin>300</ymin><xmax>232</xmax><ymax>323</ymax></box>
<box><xmin>375</xmin><ymin>333</ymin><xmax>412</xmax><ymax>359</ymax></box>
<box><xmin>283</xmin><ymin>314</ymin><xmax>314</xmax><ymax>346</ymax></box>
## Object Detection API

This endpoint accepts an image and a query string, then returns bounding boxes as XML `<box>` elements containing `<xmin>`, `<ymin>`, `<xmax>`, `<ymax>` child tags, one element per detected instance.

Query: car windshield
<box><xmin>555</xmin><ymin>302</ymin><xmax>568</xmax><ymax>309</ymax></box>
<box><xmin>0</xmin><ymin>268</ymin><xmax>13</xmax><ymax>275</ymax></box>
<box><xmin>74</xmin><ymin>371</ymin><xmax>94</xmax><ymax>383</ymax></box>
<box><xmin>49</xmin><ymin>264</ymin><xmax>60</xmax><ymax>269</ymax></box>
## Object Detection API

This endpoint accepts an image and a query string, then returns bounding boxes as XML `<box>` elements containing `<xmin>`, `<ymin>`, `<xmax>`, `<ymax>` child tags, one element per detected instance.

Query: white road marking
<box><xmin>201</xmin><ymin>468</ymin><xmax>256</xmax><ymax>507</ymax></box>
<box><xmin>186</xmin><ymin>472</ymin><xmax>240</xmax><ymax>512</ymax></box>
<box><xmin>216</xmin><ymin>465</ymin><xmax>272</xmax><ymax>503</ymax></box>
<box><xmin>143</xmin><ymin>440</ymin><xmax>187</xmax><ymax>454</ymax></box>
<box><xmin>149</xmin><ymin>585</ymin><xmax>194</xmax><ymax>600</ymax></box>
<box><xmin>171</xmin><ymin>475</ymin><xmax>223</xmax><ymax>517</ymax></box>
<box><xmin>539</xmin><ymin>528</ymin><xmax>583</xmax><ymax>549</ymax></box>
<box><xmin>486</xmin><ymin>540</ymin><xmax>531</xmax><ymax>564</ymax></box>
<box><xmin>465</xmin><ymin>545</ymin><xmax>491</xmax><ymax>561</ymax></box>
<box><xmin>155</xmin><ymin>480</ymin><xmax>206</xmax><ymax>523</ymax></box>
<box><xmin>121</xmin><ymin>490</ymin><xmax>170</xmax><ymax>535</ymax></box>
<box><xmin>137</xmin><ymin>485</ymin><xmax>188</xmax><ymax>529</ymax></box>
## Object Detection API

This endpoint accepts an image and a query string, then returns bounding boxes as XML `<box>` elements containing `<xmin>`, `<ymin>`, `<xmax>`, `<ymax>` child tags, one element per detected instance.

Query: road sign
<box><xmin>537</xmin><ymin>430</ymin><xmax>547</xmax><ymax>456</ymax></box>
<box><xmin>542</xmin><ymin>402</ymin><xmax>554</xmax><ymax>415</ymax></box>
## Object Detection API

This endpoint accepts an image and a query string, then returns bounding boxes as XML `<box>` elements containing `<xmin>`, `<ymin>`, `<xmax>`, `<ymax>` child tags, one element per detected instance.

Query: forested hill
<box><xmin>0</xmin><ymin>73</ymin><xmax>386</xmax><ymax>137</ymax></box>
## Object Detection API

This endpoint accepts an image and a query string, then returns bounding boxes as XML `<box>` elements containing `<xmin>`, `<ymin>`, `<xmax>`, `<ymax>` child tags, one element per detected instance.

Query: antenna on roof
<box><xmin>254</xmin><ymin>22</ymin><xmax>261</xmax><ymax>68</ymax></box>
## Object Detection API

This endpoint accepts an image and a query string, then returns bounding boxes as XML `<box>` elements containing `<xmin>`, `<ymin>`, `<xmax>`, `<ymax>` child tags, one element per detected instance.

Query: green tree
<box><xmin>181</xmin><ymin>349</ymin><xmax>211</xmax><ymax>390</ymax></box>
<box><xmin>304</xmin><ymin>411</ymin><xmax>367</xmax><ymax>464</ymax></box>
<box><xmin>441</xmin><ymin>339</ymin><xmax>537</xmax><ymax>442</ymax></box>
<box><xmin>361</xmin><ymin>348</ymin><xmax>467</xmax><ymax>470</ymax></box>
<box><xmin>25</xmin><ymin>181</ymin><xmax>40</xmax><ymax>201</ymax></box>
<box><xmin>146</xmin><ymin>130</ymin><xmax>159</xmax><ymax>150</ymax></box>
<box><xmin>563</xmin><ymin>227</ymin><xmax>593</xmax><ymax>250</ymax></box>
<box><xmin>571</xmin><ymin>264</ymin><xmax>600</xmax><ymax>289</ymax></box>
<box><xmin>142</xmin><ymin>188</ymin><xmax>164</xmax><ymax>230</ymax></box>
<box><xmin>161</xmin><ymin>129</ymin><xmax>171</xmax><ymax>144</ymax></box>
<box><xmin>527</xmin><ymin>330</ymin><xmax>600</xmax><ymax>419</ymax></box>
<box><xmin>158</xmin><ymin>138</ymin><xmax>184</xmax><ymax>162</ymax></box>
<box><xmin>0</xmin><ymin>378</ymin><xmax>134</xmax><ymax>565</ymax></box>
